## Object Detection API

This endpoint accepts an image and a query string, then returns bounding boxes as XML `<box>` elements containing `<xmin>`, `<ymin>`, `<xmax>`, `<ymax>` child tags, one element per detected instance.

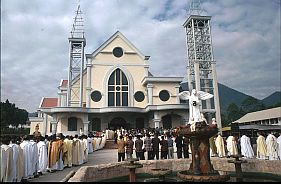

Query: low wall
<box><xmin>68</xmin><ymin>158</ymin><xmax>281</xmax><ymax>182</ymax></box>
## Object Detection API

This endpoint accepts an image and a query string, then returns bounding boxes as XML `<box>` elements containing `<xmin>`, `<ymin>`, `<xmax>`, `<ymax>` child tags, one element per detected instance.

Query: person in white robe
<box><xmin>87</xmin><ymin>136</ymin><xmax>93</xmax><ymax>154</ymax></box>
<box><xmin>1</xmin><ymin>136</ymin><xmax>13</xmax><ymax>182</ymax></box>
<box><xmin>277</xmin><ymin>132</ymin><xmax>281</xmax><ymax>160</ymax></box>
<box><xmin>30</xmin><ymin>136</ymin><xmax>39</xmax><ymax>177</ymax></box>
<box><xmin>256</xmin><ymin>132</ymin><xmax>267</xmax><ymax>160</ymax></box>
<box><xmin>82</xmin><ymin>135</ymin><xmax>88</xmax><ymax>163</ymax></box>
<box><xmin>215</xmin><ymin>134</ymin><xmax>226</xmax><ymax>157</ymax></box>
<box><xmin>78</xmin><ymin>137</ymin><xmax>84</xmax><ymax>165</ymax></box>
<box><xmin>226</xmin><ymin>135</ymin><xmax>238</xmax><ymax>156</ymax></box>
<box><xmin>37</xmin><ymin>136</ymin><xmax>48</xmax><ymax>174</ymax></box>
<box><xmin>20</xmin><ymin>135</ymin><xmax>34</xmax><ymax>179</ymax></box>
<box><xmin>266</xmin><ymin>132</ymin><xmax>278</xmax><ymax>160</ymax></box>
<box><xmin>9</xmin><ymin>137</ymin><xmax>19</xmax><ymax>182</ymax></box>
<box><xmin>240</xmin><ymin>134</ymin><xmax>254</xmax><ymax>159</ymax></box>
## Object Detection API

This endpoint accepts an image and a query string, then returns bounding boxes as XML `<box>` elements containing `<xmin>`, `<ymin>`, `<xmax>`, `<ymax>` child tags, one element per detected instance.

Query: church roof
<box><xmin>86</xmin><ymin>31</ymin><xmax>146</xmax><ymax>60</ymax></box>
<box><xmin>233</xmin><ymin>107</ymin><xmax>281</xmax><ymax>124</ymax></box>
<box><xmin>39</xmin><ymin>97</ymin><xmax>58</xmax><ymax>108</ymax></box>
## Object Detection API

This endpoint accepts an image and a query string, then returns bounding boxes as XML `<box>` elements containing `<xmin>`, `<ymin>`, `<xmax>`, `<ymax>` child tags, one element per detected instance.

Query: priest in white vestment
<box><xmin>9</xmin><ymin>139</ymin><xmax>19</xmax><ymax>182</ymax></box>
<box><xmin>87</xmin><ymin>136</ymin><xmax>93</xmax><ymax>154</ymax></box>
<box><xmin>226</xmin><ymin>135</ymin><xmax>238</xmax><ymax>156</ymax></box>
<box><xmin>82</xmin><ymin>136</ymin><xmax>88</xmax><ymax>163</ymax></box>
<box><xmin>277</xmin><ymin>132</ymin><xmax>281</xmax><ymax>160</ymax></box>
<box><xmin>240</xmin><ymin>134</ymin><xmax>254</xmax><ymax>159</ymax></box>
<box><xmin>30</xmin><ymin>137</ymin><xmax>39</xmax><ymax>176</ymax></box>
<box><xmin>1</xmin><ymin>138</ymin><xmax>13</xmax><ymax>182</ymax></box>
<box><xmin>78</xmin><ymin>138</ymin><xmax>84</xmax><ymax>165</ymax></box>
<box><xmin>37</xmin><ymin>136</ymin><xmax>48</xmax><ymax>174</ymax></box>
<box><xmin>20</xmin><ymin>135</ymin><xmax>34</xmax><ymax>179</ymax></box>
<box><xmin>215</xmin><ymin>134</ymin><xmax>226</xmax><ymax>157</ymax></box>
<box><xmin>256</xmin><ymin>132</ymin><xmax>267</xmax><ymax>160</ymax></box>
<box><xmin>266</xmin><ymin>132</ymin><xmax>278</xmax><ymax>160</ymax></box>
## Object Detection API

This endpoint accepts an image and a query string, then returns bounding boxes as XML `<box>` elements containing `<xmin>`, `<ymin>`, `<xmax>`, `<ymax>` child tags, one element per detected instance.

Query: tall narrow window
<box><xmin>108</xmin><ymin>69</ymin><xmax>129</xmax><ymax>106</ymax></box>
<box><xmin>68</xmin><ymin>117</ymin><xmax>77</xmax><ymax>131</ymax></box>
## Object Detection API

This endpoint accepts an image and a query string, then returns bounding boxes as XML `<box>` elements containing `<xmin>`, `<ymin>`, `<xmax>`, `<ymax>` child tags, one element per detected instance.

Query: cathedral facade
<box><xmin>29</xmin><ymin>31</ymin><xmax>190</xmax><ymax>136</ymax></box>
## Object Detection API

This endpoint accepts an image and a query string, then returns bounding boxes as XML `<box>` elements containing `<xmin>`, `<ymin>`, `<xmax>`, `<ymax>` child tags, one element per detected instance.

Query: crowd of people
<box><xmin>0</xmin><ymin>133</ymin><xmax>106</xmax><ymax>182</ymax></box>
<box><xmin>111</xmin><ymin>127</ymin><xmax>281</xmax><ymax>162</ymax></box>
<box><xmin>1</xmin><ymin>127</ymin><xmax>281</xmax><ymax>182</ymax></box>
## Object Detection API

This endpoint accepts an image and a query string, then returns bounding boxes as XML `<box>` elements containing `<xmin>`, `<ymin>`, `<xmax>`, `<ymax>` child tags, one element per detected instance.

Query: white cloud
<box><xmin>1</xmin><ymin>0</ymin><xmax>280</xmax><ymax>112</ymax></box>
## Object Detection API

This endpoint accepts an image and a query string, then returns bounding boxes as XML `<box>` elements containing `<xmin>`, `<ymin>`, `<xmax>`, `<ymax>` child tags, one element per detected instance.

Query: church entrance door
<box><xmin>109</xmin><ymin>117</ymin><xmax>128</xmax><ymax>130</ymax></box>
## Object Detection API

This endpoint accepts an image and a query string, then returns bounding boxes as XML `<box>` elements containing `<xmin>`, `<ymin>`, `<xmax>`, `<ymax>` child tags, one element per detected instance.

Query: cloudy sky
<box><xmin>1</xmin><ymin>0</ymin><xmax>280</xmax><ymax>112</ymax></box>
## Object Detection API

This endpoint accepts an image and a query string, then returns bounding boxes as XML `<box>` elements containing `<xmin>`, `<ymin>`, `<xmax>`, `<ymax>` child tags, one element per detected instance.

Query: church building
<box><xmin>29</xmin><ymin>3</ymin><xmax>221</xmax><ymax>136</ymax></box>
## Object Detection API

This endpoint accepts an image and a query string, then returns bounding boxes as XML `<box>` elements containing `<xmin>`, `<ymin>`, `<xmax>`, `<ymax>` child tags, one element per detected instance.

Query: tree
<box><xmin>241</xmin><ymin>96</ymin><xmax>266</xmax><ymax>113</ymax></box>
<box><xmin>1</xmin><ymin>99</ymin><xmax>28</xmax><ymax>128</ymax></box>
<box><xmin>226</xmin><ymin>103</ymin><xmax>244</xmax><ymax>124</ymax></box>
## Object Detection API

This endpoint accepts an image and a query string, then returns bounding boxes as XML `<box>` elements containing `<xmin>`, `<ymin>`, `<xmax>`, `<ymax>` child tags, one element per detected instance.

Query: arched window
<box><xmin>108</xmin><ymin>68</ymin><xmax>128</xmax><ymax>106</ymax></box>
<box><xmin>68</xmin><ymin>117</ymin><xmax>77</xmax><ymax>131</ymax></box>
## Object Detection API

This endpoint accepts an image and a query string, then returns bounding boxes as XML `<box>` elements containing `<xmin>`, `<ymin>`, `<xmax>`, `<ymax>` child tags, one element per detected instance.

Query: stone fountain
<box><xmin>176</xmin><ymin>89</ymin><xmax>230</xmax><ymax>182</ymax></box>
<box><xmin>122</xmin><ymin>158</ymin><xmax>143</xmax><ymax>182</ymax></box>
<box><xmin>227</xmin><ymin>154</ymin><xmax>247</xmax><ymax>182</ymax></box>
<box><xmin>176</xmin><ymin>123</ymin><xmax>230</xmax><ymax>182</ymax></box>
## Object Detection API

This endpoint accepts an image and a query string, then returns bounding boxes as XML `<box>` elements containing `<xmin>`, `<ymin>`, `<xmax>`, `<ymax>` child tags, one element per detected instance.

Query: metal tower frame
<box><xmin>183</xmin><ymin>0</ymin><xmax>222</xmax><ymax>133</ymax></box>
<box><xmin>67</xmin><ymin>4</ymin><xmax>86</xmax><ymax>107</ymax></box>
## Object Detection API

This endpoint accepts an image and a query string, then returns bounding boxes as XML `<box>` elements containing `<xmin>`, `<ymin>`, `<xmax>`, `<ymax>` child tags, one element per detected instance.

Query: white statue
<box><xmin>178</xmin><ymin>89</ymin><xmax>214</xmax><ymax>124</ymax></box>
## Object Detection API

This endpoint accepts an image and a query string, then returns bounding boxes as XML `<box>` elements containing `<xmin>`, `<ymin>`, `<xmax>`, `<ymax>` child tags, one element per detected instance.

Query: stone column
<box><xmin>50</xmin><ymin>120</ymin><xmax>57</xmax><ymax>135</ymax></box>
<box><xmin>83</xmin><ymin>121</ymin><xmax>90</xmax><ymax>135</ymax></box>
<box><xmin>211</xmin><ymin>61</ymin><xmax>222</xmax><ymax>134</ymax></box>
<box><xmin>147</xmin><ymin>84</ymin><xmax>153</xmax><ymax>105</ymax></box>
<box><xmin>153</xmin><ymin>112</ymin><xmax>161</xmax><ymax>128</ymax></box>
<box><xmin>175</xmin><ymin>84</ymin><xmax>181</xmax><ymax>104</ymax></box>
<box><xmin>187</xmin><ymin>65</ymin><xmax>193</xmax><ymax>91</ymax></box>
<box><xmin>86</xmin><ymin>58</ymin><xmax>92</xmax><ymax>108</ymax></box>
<box><xmin>194</xmin><ymin>60</ymin><xmax>200</xmax><ymax>92</ymax></box>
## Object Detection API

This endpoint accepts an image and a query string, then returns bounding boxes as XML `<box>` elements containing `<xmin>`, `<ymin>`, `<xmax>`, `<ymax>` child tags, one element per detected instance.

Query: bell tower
<box><xmin>67</xmin><ymin>4</ymin><xmax>86</xmax><ymax>107</ymax></box>
<box><xmin>183</xmin><ymin>0</ymin><xmax>222</xmax><ymax>133</ymax></box>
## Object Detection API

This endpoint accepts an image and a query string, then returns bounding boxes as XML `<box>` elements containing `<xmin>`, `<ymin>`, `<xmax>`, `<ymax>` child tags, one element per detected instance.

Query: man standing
<box><xmin>240</xmin><ymin>134</ymin><xmax>254</xmax><ymax>159</ymax></box>
<box><xmin>266</xmin><ymin>132</ymin><xmax>278</xmax><ymax>160</ymax></box>
<box><xmin>175</xmin><ymin>135</ymin><xmax>183</xmax><ymax>159</ymax></box>
<box><xmin>9</xmin><ymin>136</ymin><xmax>20</xmax><ymax>181</ymax></box>
<box><xmin>256</xmin><ymin>132</ymin><xmax>267</xmax><ymax>160</ymax></box>
<box><xmin>117</xmin><ymin>135</ymin><xmax>126</xmax><ymax>162</ymax></box>
<box><xmin>63</xmin><ymin>135</ymin><xmax>73</xmax><ymax>168</ymax></box>
<box><xmin>72</xmin><ymin>135</ymin><xmax>82</xmax><ymax>166</ymax></box>
<box><xmin>20</xmin><ymin>135</ymin><xmax>34</xmax><ymax>179</ymax></box>
<box><xmin>183</xmin><ymin>136</ymin><xmax>190</xmax><ymax>158</ymax></box>
<box><xmin>160</xmin><ymin>135</ymin><xmax>168</xmax><ymax>159</ymax></box>
<box><xmin>37</xmin><ymin>136</ymin><xmax>48</xmax><ymax>175</ymax></box>
<box><xmin>125</xmin><ymin>135</ymin><xmax>134</xmax><ymax>159</ymax></box>
<box><xmin>135</xmin><ymin>134</ymin><xmax>144</xmax><ymax>160</ymax></box>
<box><xmin>167</xmin><ymin>135</ymin><xmax>174</xmax><ymax>159</ymax></box>
<box><xmin>277</xmin><ymin>132</ymin><xmax>281</xmax><ymax>160</ymax></box>
<box><xmin>1</xmin><ymin>136</ymin><xmax>13</xmax><ymax>182</ymax></box>
<box><xmin>226</xmin><ymin>135</ymin><xmax>238</xmax><ymax>156</ymax></box>
<box><xmin>30</xmin><ymin>135</ymin><xmax>39</xmax><ymax>177</ymax></box>
<box><xmin>209</xmin><ymin>136</ymin><xmax>217</xmax><ymax>157</ymax></box>
<box><xmin>144</xmin><ymin>133</ymin><xmax>153</xmax><ymax>160</ymax></box>
<box><xmin>215</xmin><ymin>134</ymin><xmax>226</xmax><ymax>158</ymax></box>
<box><xmin>151</xmin><ymin>133</ymin><xmax>160</xmax><ymax>160</ymax></box>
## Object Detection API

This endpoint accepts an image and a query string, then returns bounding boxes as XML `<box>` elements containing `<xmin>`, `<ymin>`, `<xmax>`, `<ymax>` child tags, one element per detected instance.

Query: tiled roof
<box><xmin>40</xmin><ymin>98</ymin><xmax>58</xmax><ymax>108</ymax></box>
<box><xmin>233</xmin><ymin>107</ymin><xmax>281</xmax><ymax>124</ymax></box>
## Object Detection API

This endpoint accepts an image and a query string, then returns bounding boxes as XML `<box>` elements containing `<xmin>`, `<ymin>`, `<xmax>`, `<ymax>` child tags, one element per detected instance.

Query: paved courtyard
<box><xmin>28</xmin><ymin>149</ymin><xmax>119</xmax><ymax>182</ymax></box>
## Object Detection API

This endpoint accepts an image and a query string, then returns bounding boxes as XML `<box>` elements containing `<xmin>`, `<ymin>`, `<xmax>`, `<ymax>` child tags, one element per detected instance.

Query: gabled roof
<box><xmin>86</xmin><ymin>31</ymin><xmax>146</xmax><ymax>59</ymax></box>
<box><xmin>233</xmin><ymin>107</ymin><xmax>281</xmax><ymax>124</ymax></box>
<box><xmin>39</xmin><ymin>97</ymin><xmax>58</xmax><ymax>108</ymax></box>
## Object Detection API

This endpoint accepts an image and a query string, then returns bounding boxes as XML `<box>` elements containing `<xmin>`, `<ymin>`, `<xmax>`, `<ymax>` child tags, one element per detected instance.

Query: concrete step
<box><xmin>103</xmin><ymin>139</ymin><xmax>118</xmax><ymax>149</ymax></box>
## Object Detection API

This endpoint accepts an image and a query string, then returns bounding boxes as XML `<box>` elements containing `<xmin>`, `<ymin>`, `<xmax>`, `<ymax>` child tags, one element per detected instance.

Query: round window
<box><xmin>159</xmin><ymin>90</ymin><xmax>170</xmax><ymax>101</ymax></box>
<box><xmin>91</xmin><ymin>91</ymin><xmax>102</xmax><ymax>102</ymax></box>
<box><xmin>134</xmin><ymin>91</ymin><xmax>145</xmax><ymax>102</ymax></box>
<box><xmin>113</xmin><ymin>47</ymin><xmax>123</xmax><ymax>58</ymax></box>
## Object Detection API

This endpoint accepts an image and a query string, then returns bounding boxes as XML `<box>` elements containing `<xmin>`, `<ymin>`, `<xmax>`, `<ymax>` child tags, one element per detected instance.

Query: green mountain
<box><xmin>261</xmin><ymin>91</ymin><xmax>281</xmax><ymax>107</ymax></box>
<box><xmin>218</xmin><ymin>83</ymin><xmax>252</xmax><ymax>113</ymax></box>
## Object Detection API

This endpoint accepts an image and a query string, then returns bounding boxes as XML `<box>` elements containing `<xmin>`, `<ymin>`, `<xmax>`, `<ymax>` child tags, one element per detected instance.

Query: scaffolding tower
<box><xmin>67</xmin><ymin>4</ymin><xmax>86</xmax><ymax>107</ymax></box>
<box><xmin>183</xmin><ymin>0</ymin><xmax>222</xmax><ymax>133</ymax></box>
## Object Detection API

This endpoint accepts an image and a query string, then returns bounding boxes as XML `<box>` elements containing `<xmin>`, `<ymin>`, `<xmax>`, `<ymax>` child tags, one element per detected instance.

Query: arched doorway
<box><xmin>162</xmin><ymin>115</ymin><xmax>172</xmax><ymax>129</ymax></box>
<box><xmin>109</xmin><ymin>117</ymin><xmax>128</xmax><ymax>130</ymax></box>
<box><xmin>89</xmin><ymin>118</ymin><xmax>101</xmax><ymax>132</ymax></box>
